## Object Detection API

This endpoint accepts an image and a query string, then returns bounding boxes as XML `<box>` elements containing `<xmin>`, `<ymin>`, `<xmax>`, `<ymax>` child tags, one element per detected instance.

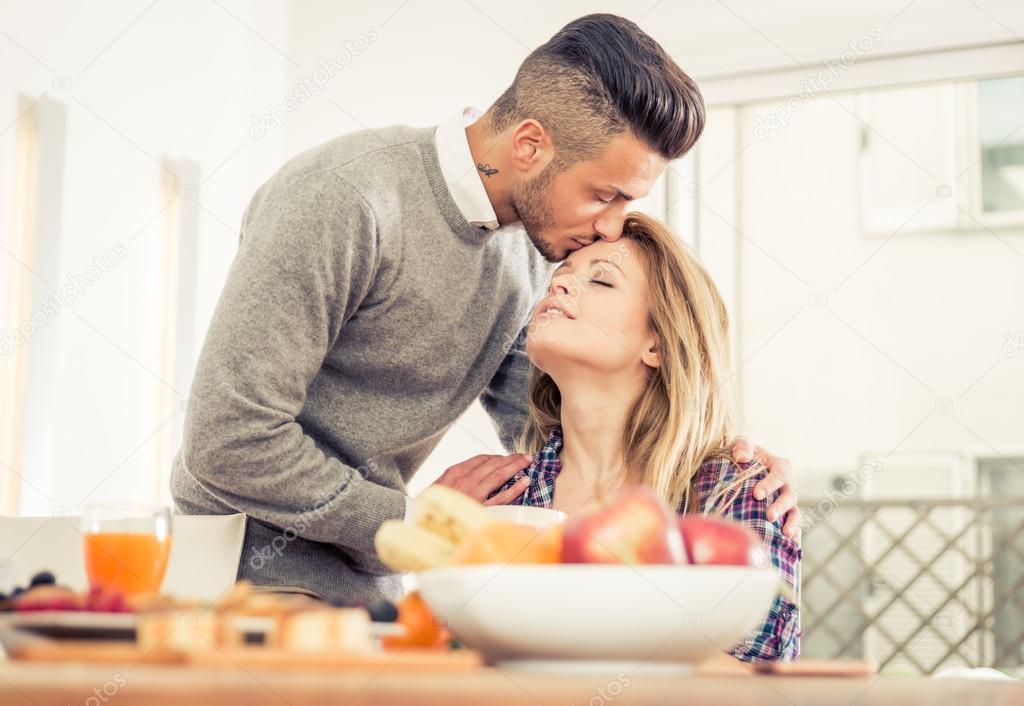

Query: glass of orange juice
<box><xmin>81</xmin><ymin>503</ymin><xmax>172</xmax><ymax>598</ymax></box>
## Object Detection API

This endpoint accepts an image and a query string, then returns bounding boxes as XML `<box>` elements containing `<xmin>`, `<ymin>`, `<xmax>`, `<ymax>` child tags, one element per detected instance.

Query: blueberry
<box><xmin>10</xmin><ymin>587</ymin><xmax>24</xmax><ymax>598</ymax></box>
<box><xmin>367</xmin><ymin>599</ymin><xmax>398</xmax><ymax>623</ymax></box>
<box><xmin>30</xmin><ymin>571</ymin><xmax>56</xmax><ymax>587</ymax></box>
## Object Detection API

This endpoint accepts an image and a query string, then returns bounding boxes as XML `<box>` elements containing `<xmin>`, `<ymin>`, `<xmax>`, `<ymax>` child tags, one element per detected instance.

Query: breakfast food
<box><xmin>375</xmin><ymin>486</ymin><xmax>571</xmax><ymax>572</ymax></box>
<box><xmin>413</xmin><ymin>484</ymin><xmax>493</xmax><ymax>544</ymax></box>
<box><xmin>451</xmin><ymin>521</ymin><xmax>562</xmax><ymax>565</ymax></box>
<box><xmin>9</xmin><ymin>585</ymin><xmax>83</xmax><ymax>612</ymax></box>
<box><xmin>678</xmin><ymin>515</ymin><xmax>769</xmax><ymax>568</ymax></box>
<box><xmin>364</xmin><ymin>598</ymin><xmax>399</xmax><ymax>623</ymax></box>
<box><xmin>374</xmin><ymin>484</ymin><xmax>770</xmax><ymax>572</ymax></box>
<box><xmin>280</xmin><ymin>607</ymin><xmax>373</xmax><ymax>652</ymax></box>
<box><xmin>562</xmin><ymin>486</ymin><xmax>686</xmax><ymax>565</ymax></box>
<box><xmin>374</xmin><ymin>520</ymin><xmax>457</xmax><ymax>572</ymax></box>
<box><xmin>135</xmin><ymin>582</ymin><xmax>374</xmax><ymax>653</ymax></box>
<box><xmin>381</xmin><ymin>592</ymin><xmax>450</xmax><ymax>650</ymax></box>
<box><xmin>4</xmin><ymin>573</ymin><xmax>396</xmax><ymax>656</ymax></box>
<box><xmin>136</xmin><ymin>608</ymin><xmax>221</xmax><ymax>651</ymax></box>
<box><xmin>4</xmin><ymin>572</ymin><xmax>140</xmax><ymax>613</ymax></box>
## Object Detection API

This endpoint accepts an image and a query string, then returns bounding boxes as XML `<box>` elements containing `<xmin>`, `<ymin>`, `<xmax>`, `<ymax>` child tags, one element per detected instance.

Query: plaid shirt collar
<box><xmin>512</xmin><ymin>425</ymin><xmax>564</xmax><ymax>508</ymax></box>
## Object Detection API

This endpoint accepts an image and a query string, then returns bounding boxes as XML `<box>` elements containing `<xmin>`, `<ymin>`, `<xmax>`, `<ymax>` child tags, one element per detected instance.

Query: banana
<box><xmin>413</xmin><ymin>485</ymin><xmax>494</xmax><ymax>545</ymax></box>
<box><xmin>374</xmin><ymin>520</ymin><xmax>457</xmax><ymax>572</ymax></box>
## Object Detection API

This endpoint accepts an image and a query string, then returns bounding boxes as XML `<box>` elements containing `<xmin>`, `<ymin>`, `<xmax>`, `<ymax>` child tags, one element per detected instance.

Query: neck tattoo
<box><xmin>476</xmin><ymin>162</ymin><xmax>499</xmax><ymax>177</ymax></box>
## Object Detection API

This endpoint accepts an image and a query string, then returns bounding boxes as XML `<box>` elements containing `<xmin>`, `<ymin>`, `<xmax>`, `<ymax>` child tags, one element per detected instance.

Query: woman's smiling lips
<box><xmin>538</xmin><ymin>299</ymin><xmax>577</xmax><ymax>320</ymax></box>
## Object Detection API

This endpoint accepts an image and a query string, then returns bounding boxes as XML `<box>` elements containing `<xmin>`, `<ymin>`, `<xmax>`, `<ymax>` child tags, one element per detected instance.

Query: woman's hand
<box><xmin>432</xmin><ymin>453</ymin><xmax>533</xmax><ymax>505</ymax></box>
<box><xmin>730</xmin><ymin>437</ymin><xmax>800</xmax><ymax>540</ymax></box>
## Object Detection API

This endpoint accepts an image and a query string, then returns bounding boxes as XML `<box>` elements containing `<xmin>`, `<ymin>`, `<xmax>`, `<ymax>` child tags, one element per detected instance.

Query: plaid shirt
<box><xmin>492</xmin><ymin>425</ymin><xmax>801</xmax><ymax>661</ymax></box>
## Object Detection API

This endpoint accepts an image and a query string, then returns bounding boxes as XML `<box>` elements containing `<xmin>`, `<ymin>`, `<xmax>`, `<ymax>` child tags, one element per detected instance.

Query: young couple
<box><xmin>172</xmin><ymin>13</ymin><xmax>799</xmax><ymax>660</ymax></box>
<box><xmin>488</xmin><ymin>213</ymin><xmax>801</xmax><ymax>660</ymax></box>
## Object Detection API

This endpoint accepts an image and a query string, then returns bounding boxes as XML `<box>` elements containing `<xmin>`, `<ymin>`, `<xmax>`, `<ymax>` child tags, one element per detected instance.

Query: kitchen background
<box><xmin>1</xmin><ymin>0</ymin><xmax>1022</xmax><ymax>676</ymax></box>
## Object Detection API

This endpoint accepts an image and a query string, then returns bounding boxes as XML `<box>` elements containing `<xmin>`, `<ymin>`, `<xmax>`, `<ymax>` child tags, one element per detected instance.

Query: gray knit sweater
<box><xmin>170</xmin><ymin>125</ymin><xmax>552</xmax><ymax>603</ymax></box>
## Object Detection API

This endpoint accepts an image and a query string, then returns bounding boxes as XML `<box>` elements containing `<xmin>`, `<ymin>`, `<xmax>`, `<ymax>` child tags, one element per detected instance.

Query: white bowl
<box><xmin>419</xmin><ymin>564</ymin><xmax>778</xmax><ymax>668</ymax></box>
<box><xmin>484</xmin><ymin>505</ymin><xmax>566</xmax><ymax>528</ymax></box>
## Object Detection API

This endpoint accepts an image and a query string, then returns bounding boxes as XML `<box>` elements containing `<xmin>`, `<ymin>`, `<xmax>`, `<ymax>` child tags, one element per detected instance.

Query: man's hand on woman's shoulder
<box><xmin>729</xmin><ymin>437</ymin><xmax>799</xmax><ymax>540</ymax></box>
<box><xmin>432</xmin><ymin>453</ymin><xmax>532</xmax><ymax>505</ymax></box>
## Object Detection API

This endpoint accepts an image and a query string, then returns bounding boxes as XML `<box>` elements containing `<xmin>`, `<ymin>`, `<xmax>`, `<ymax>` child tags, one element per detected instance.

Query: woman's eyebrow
<box><xmin>590</xmin><ymin>257</ymin><xmax>625</xmax><ymax>277</ymax></box>
<box><xmin>554</xmin><ymin>257</ymin><xmax>625</xmax><ymax>278</ymax></box>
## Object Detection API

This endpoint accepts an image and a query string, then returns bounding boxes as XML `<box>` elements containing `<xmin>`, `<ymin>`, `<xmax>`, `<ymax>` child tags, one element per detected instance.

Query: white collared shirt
<box><xmin>434</xmin><ymin>107</ymin><xmax>502</xmax><ymax>231</ymax></box>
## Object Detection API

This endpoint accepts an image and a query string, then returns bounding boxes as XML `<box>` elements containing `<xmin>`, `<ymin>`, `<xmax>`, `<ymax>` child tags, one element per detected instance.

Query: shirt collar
<box><xmin>434</xmin><ymin>107</ymin><xmax>500</xmax><ymax>232</ymax></box>
<box><xmin>514</xmin><ymin>424</ymin><xmax>564</xmax><ymax>509</ymax></box>
<box><xmin>527</xmin><ymin>425</ymin><xmax>564</xmax><ymax>476</ymax></box>
<box><xmin>545</xmin><ymin>425</ymin><xmax>564</xmax><ymax>455</ymax></box>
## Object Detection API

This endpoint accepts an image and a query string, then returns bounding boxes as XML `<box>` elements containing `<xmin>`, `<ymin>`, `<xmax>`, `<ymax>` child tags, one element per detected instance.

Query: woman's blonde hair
<box><xmin>519</xmin><ymin>211</ymin><xmax>750</xmax><ymax>513</ymax></box>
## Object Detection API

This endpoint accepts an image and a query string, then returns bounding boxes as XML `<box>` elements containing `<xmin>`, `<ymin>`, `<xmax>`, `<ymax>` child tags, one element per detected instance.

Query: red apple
<box><xmin>678</xmin><ymin>515</ymin><xmax>769</xmax><ymax>568</ymax></box>
<box><xmin>562</xmin><ymin>486</ymin><xmax>686</xmax><ymax>565</ymax></box>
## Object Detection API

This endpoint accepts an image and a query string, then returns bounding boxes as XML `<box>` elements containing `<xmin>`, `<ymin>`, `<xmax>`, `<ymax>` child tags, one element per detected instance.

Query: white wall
<box><xmin>651</xmin><ymin>0</ymin><xmax>1023</xmax><ymax>82</ymax></box>
<box><xmin>731</xmin><ymin>90</ymin><xmax>1024</xmax><ymax>487</ymax></box>
<box><xmin>0</xmin><ymin>0</ymin><xmax>289</xmax><ymax>513</ymax></box>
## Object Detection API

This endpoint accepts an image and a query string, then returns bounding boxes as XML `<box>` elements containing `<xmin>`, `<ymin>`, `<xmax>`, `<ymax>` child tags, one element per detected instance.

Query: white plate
<box><xmin>419</xmin><ymin>564</ymin><xmax>778</xmax><ymax>667</ymax></box>
<box><xmin>0</xmin><ymin>611</ymin><xmax>137</xmax><ymax>656</ymax></box>
<box><xmin>0</xmin><ymin>610</ymin><xmax>402</xmax><ymax>648</ymax></box>
<box><xmin>0</xmin><ymin>610</ymin><xmax>136</xmax><ymax>635</ymax></box>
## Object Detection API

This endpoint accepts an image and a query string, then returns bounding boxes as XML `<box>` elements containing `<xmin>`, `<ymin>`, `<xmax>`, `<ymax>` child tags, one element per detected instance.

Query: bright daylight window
<box><xmin>978</xmin><ymin>75</ymin><xmax>1024</xmax><ymax>214</ymax></box>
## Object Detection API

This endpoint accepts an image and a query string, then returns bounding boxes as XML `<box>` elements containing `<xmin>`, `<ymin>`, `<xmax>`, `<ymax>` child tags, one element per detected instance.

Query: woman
<box><xmin>491</xmin><ymin>212</ymin><xmax>801</xmax><ymax>661</ymax></box>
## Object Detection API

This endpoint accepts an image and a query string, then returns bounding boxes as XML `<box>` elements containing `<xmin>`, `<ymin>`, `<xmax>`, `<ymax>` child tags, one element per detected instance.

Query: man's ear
<box><xmin>641</xmin><ymin>339</ymin><xmax>661</xmax><ymax>369</ymax></box>
<box><xmin>509</xmin><ymin>119</ymin><xmax>554</xmax><ymax>176</ymax></box>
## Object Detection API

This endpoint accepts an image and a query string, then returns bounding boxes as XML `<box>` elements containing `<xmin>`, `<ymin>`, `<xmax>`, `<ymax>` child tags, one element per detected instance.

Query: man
<box><xmin>172</xmin><ymin>13</ymin><xmax>799</xmax><ymax>603</ymax></box>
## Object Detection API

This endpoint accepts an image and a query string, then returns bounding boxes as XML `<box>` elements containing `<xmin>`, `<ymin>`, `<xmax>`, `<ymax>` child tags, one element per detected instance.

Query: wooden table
<box><xmin>1</xmin><ymin>661</ymin><xmax>1022</xmax><ymax>706</ymax></box>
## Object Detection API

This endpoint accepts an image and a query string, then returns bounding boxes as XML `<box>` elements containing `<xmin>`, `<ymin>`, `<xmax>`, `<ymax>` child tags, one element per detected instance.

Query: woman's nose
<box><xmin>548</xmin><ymin>278</ymin><xmax>570</xmax><ymax>297</ymax></box>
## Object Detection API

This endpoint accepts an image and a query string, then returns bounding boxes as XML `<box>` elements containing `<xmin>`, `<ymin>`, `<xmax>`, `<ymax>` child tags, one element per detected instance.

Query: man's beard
<box><xmin>509</xmin><ymin>168</ymin><xmax>563</xmax><ymax>263</ymax></box>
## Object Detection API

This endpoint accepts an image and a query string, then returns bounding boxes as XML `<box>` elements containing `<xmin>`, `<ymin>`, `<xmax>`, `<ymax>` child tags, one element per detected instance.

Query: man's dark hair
<box><xmin>488</xmin><ymin>13</ymin><xmax>705</xmax><ymax>165</ymax></box>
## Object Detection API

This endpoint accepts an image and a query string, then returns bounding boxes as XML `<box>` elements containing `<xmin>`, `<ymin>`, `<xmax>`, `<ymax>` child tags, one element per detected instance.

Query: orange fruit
<box><xmin>382</xmin><ymin>592</ymin><xmax>450</xmax><ymax>650</ymax></box>
<box><xmin>451</xmin><ymin>521</ymin><xmax>563</xmax><ymax>565</ymax></box>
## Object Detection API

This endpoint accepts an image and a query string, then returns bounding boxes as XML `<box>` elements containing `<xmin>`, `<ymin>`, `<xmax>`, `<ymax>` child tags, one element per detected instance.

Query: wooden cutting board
<box><xmin>8</xmin><ymin>641</ymin><xmax>186</xmax><ymax>665</ymax></box>
<box><xmin>190</xmin><ymin>646</ymin><xmax>483</xmax><ymax>671</ymax></box>
<box><xmin>696</xmin><ymin>654</ymin><xmax>876</xmax><ymax>677</ymax></box>
<box><xmin>8</xmin><ymin>641</ymin><xmax>483</xmax><ymax>672</ymax></box>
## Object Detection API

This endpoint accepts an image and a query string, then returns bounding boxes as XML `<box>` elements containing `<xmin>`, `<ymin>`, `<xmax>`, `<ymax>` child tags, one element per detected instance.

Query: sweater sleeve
<box><xmin>479</xmin><ymin>326</ymin><xmax>532</xmax><ymax>452</ymax></box>
<box><xmin>179</xmin><ymin>173</ymin><xmax>404</xmax><ymax>575</ymax></box>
